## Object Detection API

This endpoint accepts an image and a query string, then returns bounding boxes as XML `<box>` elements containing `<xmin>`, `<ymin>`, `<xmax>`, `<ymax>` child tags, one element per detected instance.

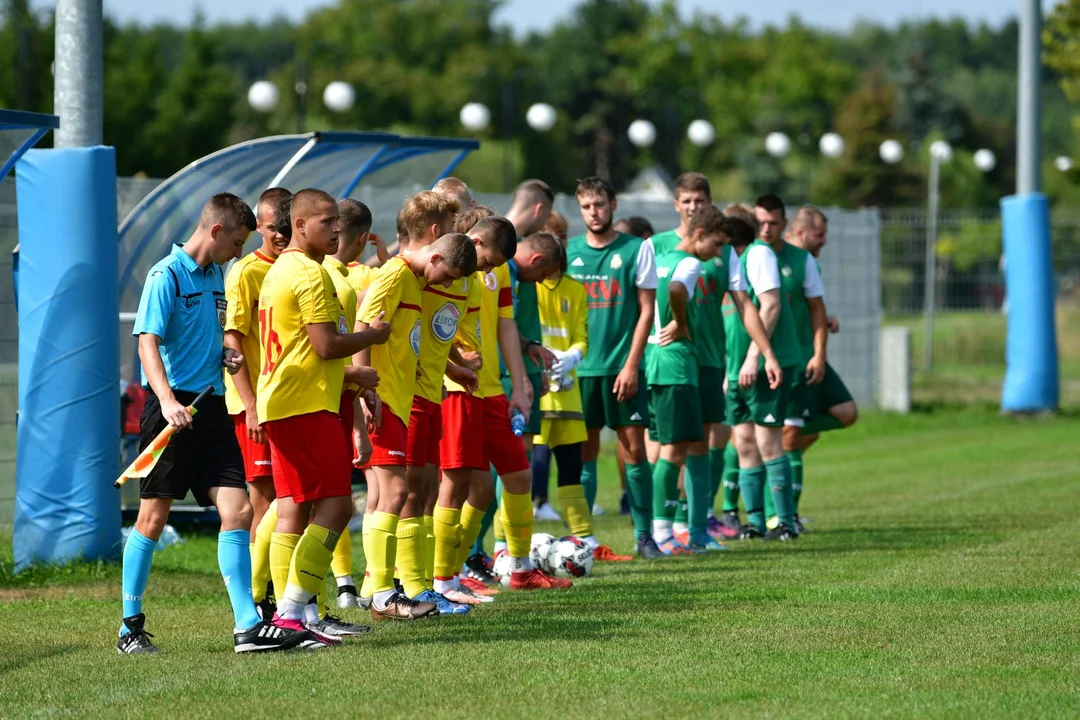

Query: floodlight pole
<box><xmin>1017</xmin><ymin>0</ymin><xmax>1041</xmax><ymax>195</ymax></box>
<box><xmin>53</xmin><ymin>0</ymin><xmax>103</xmax><ymax>148</ymax></box>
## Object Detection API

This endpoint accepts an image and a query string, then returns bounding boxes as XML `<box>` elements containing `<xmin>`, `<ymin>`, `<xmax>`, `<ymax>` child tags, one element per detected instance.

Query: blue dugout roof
<box><xmin>0</xmin><ymin>109</ymin><xmax>60</xmax><ymax>179</ymax></box>
<box><xmin>117</xmin><ymin>130</ymin><xmax>479</xmax><ymax>309</ymax></box>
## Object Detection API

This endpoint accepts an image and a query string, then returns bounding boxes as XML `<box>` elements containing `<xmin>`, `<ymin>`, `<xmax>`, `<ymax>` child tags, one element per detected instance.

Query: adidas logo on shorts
<box><xmin>764</xmin><ymin>414</ymin><xmax>775</xmax><ymax>423</ymax></box>
<box><xmin>630</xmin><ymin>413</ymin><xmax>642</xmax><ymax>421</ymax></box>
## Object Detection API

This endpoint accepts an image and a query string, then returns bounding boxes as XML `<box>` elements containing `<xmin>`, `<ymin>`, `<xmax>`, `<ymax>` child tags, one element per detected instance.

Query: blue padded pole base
<box><xmin>1000</xmin><ymin>193</ymin><xmax>1059</xmax><ymax>413</ymax></box>
<box><xmin>14</xmin><ymin>147</ymin><xmax>121</xmax><ymax>571</ymax></box>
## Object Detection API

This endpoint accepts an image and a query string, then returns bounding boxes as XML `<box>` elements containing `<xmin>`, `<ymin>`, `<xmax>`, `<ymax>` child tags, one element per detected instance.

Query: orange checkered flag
<box><xmin>114</xmin><ymin>386</ymin><xmax>213</xmax><ymax>488</ymax></box>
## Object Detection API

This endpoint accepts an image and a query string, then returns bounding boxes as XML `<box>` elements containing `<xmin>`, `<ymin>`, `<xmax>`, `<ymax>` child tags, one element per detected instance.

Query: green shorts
<box><xmin>698</xmin><ymin>366</ymin><xmax>726</xmax><ymax>425</ymax></box>
<box><xmin>815</xmin><ymin>363</ymin><xmax>853</xmax><ymax>413</ymax></box>
<box><xmin>724</xmin><ymin>365</ymin><xmax>796</xmax><ymax>428</ymax></box>
<box><xmin>580</xmin><ymin>373</ymin><xmax>649</xmax><ymax>430</ymax></box>
<box><xmin>648</xmin><ymin>385</ymin><xmax>704</xmax><ymax>445</ymax></box>
<box><xmin>501</xmin><ymin>373</ymin><xmax>543</xmax><ymax>435</ymax></box>
<box><xmin>786</xmin><ymin>363</ymin><xmax>814</xmax><ymax>425</ymax></box>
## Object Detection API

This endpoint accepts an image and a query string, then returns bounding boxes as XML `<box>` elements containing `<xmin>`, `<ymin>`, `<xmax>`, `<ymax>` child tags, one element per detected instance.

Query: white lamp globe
<box><xmin>972</xmin><ymin>148</ymin><xmax>996</xmax><ymax>173</ymax></box>
<box><xmin>628</xmin><ymin>119</ymin><xmax>657</xmax><ymax>148</ymax></box>
<box><xmin>819</xmin><ymin>132</ymin><xmax>844</xmax><ymax>158</ymax></box>
<box><xmin>460</xmin><ymin>102</ymin><xmax>491</xmax><ymax>132</ymax></box>
<box><xmin>525</xmin><ymin>103</ymin><xmax>557</xmax><ymax>133</ymax></box>
<box><xmin>323</xmin><ymin>81</ymin><xmax>356</xmax><ymax>113</ymax></box>
<box><xmin>1055</xmin><ymin>156</ymin><xmax>1074</xmax><ymax>172</ymax></box>
<box><xmin>879</xmin><ymin>139</ymin><xmax>904</xmax><ymax>165</ymax></box>
<box><xmin>930</xmin><ymin>140</ymin><xmax>953</xmax><ymax>162</ymax></box>
<box><xmin>248</xmin><ymin>81</ymin><xmax>280</xmax><ymax>113</ymax></box>
<box><xmin>765</xmin><ymin>131</ymin><xmax>791</xmax><ymax>158</ymax></box>
<box><xmin>687</xmin><ymin>119</ymin><xmax>716</xmax><ymax>147</ymax></box>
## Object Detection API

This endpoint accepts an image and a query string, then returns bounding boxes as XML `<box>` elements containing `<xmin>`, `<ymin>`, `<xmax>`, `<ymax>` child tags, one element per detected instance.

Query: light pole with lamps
<box><xmin>627</xmin><ymin>88</ymin><xmax>715</xmax><ymax>176</ymax></box>
<box><xmin>248</xmin><ymin>72</ymin><xmax>354</xmax><ymax>132</ymax></box>
<box><xmin>764</xmin><ymin>130</ymin><xmax>844</xmax><ymax>201</ymax></box>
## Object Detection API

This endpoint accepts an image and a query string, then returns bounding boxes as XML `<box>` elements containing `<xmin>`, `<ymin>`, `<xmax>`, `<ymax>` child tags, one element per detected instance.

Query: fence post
<box><xmin>880</xmin><ymin>326</ymin><xmax>912</xmax><ymax>413</ymax></box>
<box><xmin>922</xmin><ymin>155</ymin><xmax>942</xmax><ymax>373</ymax></box>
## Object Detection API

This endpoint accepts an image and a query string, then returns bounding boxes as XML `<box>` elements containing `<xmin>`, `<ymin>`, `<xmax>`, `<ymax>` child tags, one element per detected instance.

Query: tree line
<box><xmin>3</xmin><ymin>0</ymin><xmax>1080</xmax><ymax>208</ymax></box>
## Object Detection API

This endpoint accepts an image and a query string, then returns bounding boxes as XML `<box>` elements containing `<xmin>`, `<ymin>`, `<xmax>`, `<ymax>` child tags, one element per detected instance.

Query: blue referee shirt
<box><xmin>133</xmin><ymin>244</ymin><xmax>227</xmax><ymax>395</ymax></box>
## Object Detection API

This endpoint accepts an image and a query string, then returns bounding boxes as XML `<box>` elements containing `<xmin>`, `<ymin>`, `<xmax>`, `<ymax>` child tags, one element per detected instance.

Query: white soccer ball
<box><xmin>492</xmin><ymin>551</ymin><xmax>515</xmax><ymax>588</ymax></box>
<box><xmin>547</xmin><ymin>536</ymin><xmax>594</xmax><ymax>579</ymax></box>
<box><xmin>530</xmin><ymin>533</ymin><xmax>557</xmax><ymax>573</ymax></box>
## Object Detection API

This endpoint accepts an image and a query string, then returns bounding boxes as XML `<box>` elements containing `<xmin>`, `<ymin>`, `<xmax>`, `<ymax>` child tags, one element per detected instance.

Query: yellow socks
<box><xmin>422</xmin><ymin>515</ymin><xmax>435</xmax><ymax>587</ymax></box>
<box><xmin>395</xmin><ymin>517</ymin><xmax>425</xmax><ymax>598</ymax></box>
<box><xmin>281</xmin><ymin>524</ymin><xmax>337</xmax><ymax>620</ymax></box>
<box><xmin>459</xmin><ymin>501</ymin><xmax>485</xmax><ymax>568</ymax></box>
<box><xmin>251</xmin><ymin>499</ymin><xmax>278</xmax><ymax>602</ymax></box>
<box><xmin>558</xmin><ymin>484</ymin><xmax>594</xmax><ymax>538</ymax></box>
<box><xmin>433</xmin><ymin>505</ymin><xmax>462</xmax><ymax>580</ymax></box>
<box><xmin>493</xmin><ymin>509</ymin><xmax>505</xmax><ymax>542</ymax></box>
<box><xmin>501</xmin><ymin>490</ymin><xmax>533</xmax><ymax>559</ymax></box>
<box><xmin>330</xmin><ymin>526</ymin><xmax>353</xmax><ymax>581</ymax></box>
<box><xmin>367</xmin><ymin>511</ymin><xmax>399</xmax><ymax>595</ymax></box>
<box><xmin>268</xmin><ymin>532</ymin><xmax>299</xmax><ymax>614</ymax></box>
<box><xmin>359</xmin><ymin>517</ymin><xmax>373</xmax><ymax>598</ymax></box>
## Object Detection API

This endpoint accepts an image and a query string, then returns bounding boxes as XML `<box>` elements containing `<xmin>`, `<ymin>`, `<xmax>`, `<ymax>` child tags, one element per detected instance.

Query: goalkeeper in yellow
<box><xmin>536</xmin><ymin>241</ymin><xmax>632</xmax><ymax>562</ymax></box>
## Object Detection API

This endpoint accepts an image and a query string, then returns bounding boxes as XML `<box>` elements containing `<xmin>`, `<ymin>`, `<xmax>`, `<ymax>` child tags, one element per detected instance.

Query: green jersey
<box><xmin>649</xmin><ymin>229</ymin><xmax>680</xmax><ymax>256</ymax></box>
<box><xmin>646</xmin><ymin>249</ymin><xmax>700</xmax><ymax>387</ymax></box>
<box><xmin>566</xmin><ymin>231</ymin><xmax>657</xmax><ymax>377</ymax></box>
<box><xmin>775</xmin><ymin>242</ymin><xmax>825</xmax><ymax>362</ymax></box>
<box><xmin>721</xmin><ymin>239</ymin><xmax>802</xmax><ymax>382</ymax></box>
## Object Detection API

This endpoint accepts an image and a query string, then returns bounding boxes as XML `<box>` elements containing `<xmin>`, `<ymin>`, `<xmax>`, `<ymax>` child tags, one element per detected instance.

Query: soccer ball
<box><xmin>547</xmin><ymin>536</ymin><xmax>594</xmax><ymax>579</ymax></box>
<box><xmin>492</xmin><ymin>551</ymin><xmax>515</xmax><ymax>588</ymax></box>
<box><xmin>530</xmin><ymin>533</ymin><xmax>557</xmax><ymax>573</ymax></box>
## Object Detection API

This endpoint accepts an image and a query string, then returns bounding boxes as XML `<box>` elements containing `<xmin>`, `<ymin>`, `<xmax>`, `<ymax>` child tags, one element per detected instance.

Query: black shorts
<box><xmin>139</xmin><ymin>390</ymin><xmax>246</xmax><ymax>507</ymax></box>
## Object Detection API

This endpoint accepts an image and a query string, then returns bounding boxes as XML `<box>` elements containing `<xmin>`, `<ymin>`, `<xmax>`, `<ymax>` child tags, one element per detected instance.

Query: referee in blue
<box><xmin>118</xmin><ymin>193</ymin><xmax>320</xmax><ymax>655</ymax></box>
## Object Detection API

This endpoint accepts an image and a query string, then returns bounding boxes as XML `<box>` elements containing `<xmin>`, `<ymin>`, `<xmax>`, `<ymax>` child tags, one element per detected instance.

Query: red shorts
<box><xmin>406</xmin><ymin>396</ymin><xmax>442</xmax><ymax>468</ymax></box>
<box><xmin>264</xmin><ymin>411</ymin><xmax>352</xmax><ymax>503</ymax></box>
<box><xmin>366</xmin><ymin>403</ymin><xmax>409</xmax><ymax>468</ymax></box>
<box><xmin>232</xmin><ymin>413</ymin><xmax>273</xmax><ymax>481</ymax></box>
<box><xmin>339</xmin><ymin>391</ymin><xmax>356</xmax><ymax>457</ymax></box>
<box><xmin>440</xmin><ymin>392</ymin><xmax>528</xmax><ymax>475</ymax></box>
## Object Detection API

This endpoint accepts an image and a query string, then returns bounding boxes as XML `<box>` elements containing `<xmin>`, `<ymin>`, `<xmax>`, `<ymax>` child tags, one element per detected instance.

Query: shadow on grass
<box><xmin>0</xmin><ymin>644</ymin><xmax>81</xmax><ymax>677</ymax></box>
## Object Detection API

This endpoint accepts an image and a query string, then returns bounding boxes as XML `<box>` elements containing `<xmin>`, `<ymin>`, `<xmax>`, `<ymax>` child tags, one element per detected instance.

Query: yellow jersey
<box><xmin>223</xmin><ymin>249</ymin><xmax>275</xmax><ymax>416</ymax></box>
<box><xmin>356</xmin><ymin>256</ymin><xmax>423</xmax><ymax>423</ymax></box>
<box><xmin>346</xmin><ymin>262</ymin><xmax>378</xmax><ymax>297</ymax></box>
<box><xmin>256</xmin><ymin>249</ymin><xmax>347</xmax><ymax>423</ymax></box>
<box><xmin>538</xmin><ymin>275</ymin><xmax>589</xmax><ymax>418</ymax></box>
<box><xmin>417</xmin><ymin>277</ymin><xmax>471</xmax><ymax>404</ymax></box>
<box><xmin>323</xmin><ymin>256</ymin><xmax>358</xmax><ymax>330</ymax></box>
<box><xmin>444</xmin><ymin>265</ymin><xmax>513</xmax><ymax>398</ymax></box>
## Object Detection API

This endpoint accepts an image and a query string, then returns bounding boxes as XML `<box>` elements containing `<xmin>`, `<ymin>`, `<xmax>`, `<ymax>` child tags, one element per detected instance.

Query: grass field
<box><xmin>2</xmin><ymin>409</ymin><xmax>1080</xmax><ymax>718</ymax></box>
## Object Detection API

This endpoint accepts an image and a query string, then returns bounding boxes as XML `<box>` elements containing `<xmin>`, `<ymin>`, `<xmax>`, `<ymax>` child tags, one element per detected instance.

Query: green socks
<box><xmin>738</xmin><ymin>466</ymin><xmax>767</xmax><ymax>533</ymax></box>
<box><xmin>652</xmin><ymin>459</ymin><xmax>679</xmax><ymax>523</ymax></box>
<box><xmin>804</xmin><ymin>412</ymin><xmax>845</xmax><ymax>435</ymax></box>
<box><xmin>708</xmin><ymin>446</ymin><xmax>725</xmax><ymax>509</ymax></box>
<box><xmin>685</xmin><ymin>453</ymin><xmax>711</xmax><ymax>538</ymax></box>
<box><xmin>722</xmin><ymin>443</ymin><xmax>740</xmax><ymax>512</ymax></box>
<box><xmin>787</xmin><ymin>449</ymin><xmax>804</xmax><ymax>513</ymax></box>
<box><xmin>763</xmin><ymin>479</ymin><xmax>775</xmax><ymax>520</ymax></box>
<box><xmin>674</xmin><ymin>499</ymin><xmax>688</xmax><ymax>525</ymax></box>
<box><xmin>765</xmin><ymin>455</ymin><xmax>795</xmax><ymax>529</ymax></box>
<box><xmin>625</xmin><ymin>462</ymin><xmax>654</xmax><ymax>539</ymax></box>
<box><xmin>581</xmin><ymin>460</ymin><xmax>598</xmax><ymax>512</ymax></box>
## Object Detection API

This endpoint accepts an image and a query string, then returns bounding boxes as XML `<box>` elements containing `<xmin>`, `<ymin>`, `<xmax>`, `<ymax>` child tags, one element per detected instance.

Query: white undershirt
<box><xmin>634</xmin><ymin>239</ymin><xmax>658</xmax><ymax>290</ymax></box>
<box><xmin>803</xmin><ymin>254</ymin><xmax>825</xmax><ymax>299</ymax></box>
<box><xmin>745</xmin><ymin>244</ymin><xmax>781</xmax><ymax>295</ymax></box>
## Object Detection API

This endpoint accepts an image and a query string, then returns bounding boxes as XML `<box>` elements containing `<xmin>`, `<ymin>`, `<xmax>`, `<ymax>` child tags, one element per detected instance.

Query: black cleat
<box><xmin>464</xmin><ymin>553</ymin><xmax>500</xmax><ymax>586</ymax></box>
<box><xmin>636</xmin><ymin>534</ymin><xmax>665</xmax><ymax>559</ymax></box>
<box><xmin>256</xmin><ymin>596</ymin><xmax>277</xmax><ymax>621</ymax></box>
<box><xmin>234</xmin><ymin>619</ymin><xmax>324</xmax><ymax>653</ymax></box>
<box><xmin>764</xmin><ymin>524</ymin><xmax>799</xmax><ymax>542</ymax></box>
<box><xmin>793</xmin><ymin>515</ymin><xmax>810</xmax><ymax>535</ymax></box>
<box><xmin>117</xmin><ymin>613</ymin><xmax>160</xmax><ymax>654</ymax></box>
<box><xmin>739</xmin><ymin>525</ymin><xmax>765</xmax><ymax>540</ymax></box>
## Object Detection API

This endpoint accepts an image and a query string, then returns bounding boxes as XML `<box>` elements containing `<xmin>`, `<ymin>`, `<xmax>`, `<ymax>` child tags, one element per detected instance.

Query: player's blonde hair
<box><xmin>432</xmin><ymin>177</ymin><xmax>473</xmax><ymax>208</ymax></box>
<box><xmin>401</xmin><ymin>191</ymin><xmax>460</xmax><ymax>243</ymax></box>
<box><xmin>541</xmin><ymin>210</ymin><xmax>569</xmax><ymax>242</ymax></box>
<box><xmin>454</xmin><ymin>205</ymin><xmax>495</xmax><ymax>234</ymax></box>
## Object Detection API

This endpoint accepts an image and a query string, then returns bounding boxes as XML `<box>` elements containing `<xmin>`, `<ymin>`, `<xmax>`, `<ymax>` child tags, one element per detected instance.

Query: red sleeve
<box><xmin>498</xmin><ymin>287</ymin><xmax>513</xmax><ymax>308</ymax></box>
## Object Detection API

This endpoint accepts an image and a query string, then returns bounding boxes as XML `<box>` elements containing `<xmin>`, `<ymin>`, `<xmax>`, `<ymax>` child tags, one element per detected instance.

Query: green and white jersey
<box><xmin>649</xmin><ymin>229</ymin><xmax>680</xmax><ymax>256</ymax></box>
<box><xmin>566</xmin><ymin>231</ymin><xmax>658</xmax><ymax>377</ymax></box>
<box><xmin>721</xmin><ymin>239</ymin><xmax>802</xmax><ymax>382</ymax></box>
<box><xmin>775</xmin><ymin>242</ymin><xmax>825</xmax><ymax>363</ymax></box>
<box><xmin>646</xmin><ymin>249</ymin><xmax>701</xmax><ymax>387</ymax></box>
<box><xmin>695</xmin><ymin>245</ymin><xmax>742</xmax><ymax>369</ymax></box>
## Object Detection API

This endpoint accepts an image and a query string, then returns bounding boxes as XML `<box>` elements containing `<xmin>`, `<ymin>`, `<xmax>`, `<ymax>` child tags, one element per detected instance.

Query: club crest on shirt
<box><xmin>338</xmin><ymin>314</ymin><xmax>348</xmax><ymax>334</ymax></box>
<box><xmin>484</xmin><ymin>271</ymin><xmax>497</xmax><ymax>291</ymax></box>
<box><xmin>409</xmin><ymin>318</ymin><xmax>422</xmax><ymax>356</ymax></box>
<box><xmin>561</xmin><ymin>297</ymin><xmax>570</xmax><ymax>314</ymax></box>
<box><xmin>609</xmin><ymin>254</ymin><xmax>623</xmax><ymax>270</ymax></box>
<box><xmin>215</xmin><ymin>297</ymin><xmax>227</xmax><ymax>328</ymax></box>
<box><xmin>431</xmin><ymin>302</ymin><xmax>459</xmax><ymax>342</ymax></box>
<box><xmin>781</xmin><ymin>264</ymin><xmax>793</xmax><ymax>277</ymax></box>
<box><xmin>713</xmin><ymin>257</ymin><xmax>723</xmax><ymax>267</ymax></box>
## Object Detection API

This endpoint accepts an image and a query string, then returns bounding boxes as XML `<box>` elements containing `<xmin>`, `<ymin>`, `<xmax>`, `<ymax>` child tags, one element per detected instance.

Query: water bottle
<box><xmin>157</xmin><ymin>524</ymin><xmax>184</xmax><ymax>550</ymax></box>
<box><xmin>510</xmin><ymin>408</ymin><xmax>527</xmax><ymax>437</ymax></box>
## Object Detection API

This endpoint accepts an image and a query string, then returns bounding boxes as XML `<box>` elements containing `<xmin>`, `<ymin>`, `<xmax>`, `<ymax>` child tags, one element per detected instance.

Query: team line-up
<box><xmin>117</xmin><ymin>172</ymin><xmax>858</xmax><ymax>654</ymax></box>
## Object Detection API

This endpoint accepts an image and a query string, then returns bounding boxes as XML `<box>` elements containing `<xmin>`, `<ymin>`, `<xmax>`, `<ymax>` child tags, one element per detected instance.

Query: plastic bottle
<box><xmin>510</xmin><ymin>408</ymin><xmax>527</xmax><ymax>437</ymax></box>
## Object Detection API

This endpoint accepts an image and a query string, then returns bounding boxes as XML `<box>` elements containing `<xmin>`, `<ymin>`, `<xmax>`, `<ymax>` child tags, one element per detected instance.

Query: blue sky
<box><xmin>29</xmin><ymin>0</ymin><xmax>1063</xmax><ymax>31</ymax></box>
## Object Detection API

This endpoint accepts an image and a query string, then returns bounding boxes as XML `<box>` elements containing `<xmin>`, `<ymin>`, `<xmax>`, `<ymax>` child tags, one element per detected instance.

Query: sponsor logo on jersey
<box><xmin>484</xmin><ymin>271</ymin><xmax>497</xmax><ymax>291</ymax></box>
<box><xmin>409</xmin><ymin>319</ymin><xmax>422</xmax><ymax>356</ymax></box>
<box><xmin>338</xmin><ymin>314</ymin><xmax>348</xmax><ymax>334</ymax></box>
<box><xmin>610</xmin><ymin>254</ymin><xmax>623</xmax><ymax>270</ymax></box>
<box><xmin>431</xmin><ymin>302</ymin><xmax>460</xmax><ymax>342</ymax></box>
<box><xmin>583</xmin><ymin>278</ymin><xmax>622</xmax><ymax>301</ymax></box>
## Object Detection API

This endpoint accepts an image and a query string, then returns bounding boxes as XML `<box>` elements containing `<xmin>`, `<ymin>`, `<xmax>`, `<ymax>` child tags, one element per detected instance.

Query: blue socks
<box><xmin>120</xmin><ymin>528</ymin><xmax>157</xmax><ymax>633</ymax></box>
<box><xmin>218</xmin><ymin>529</ymin><xmax>261</xmax><ymax>632</ymax></box>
